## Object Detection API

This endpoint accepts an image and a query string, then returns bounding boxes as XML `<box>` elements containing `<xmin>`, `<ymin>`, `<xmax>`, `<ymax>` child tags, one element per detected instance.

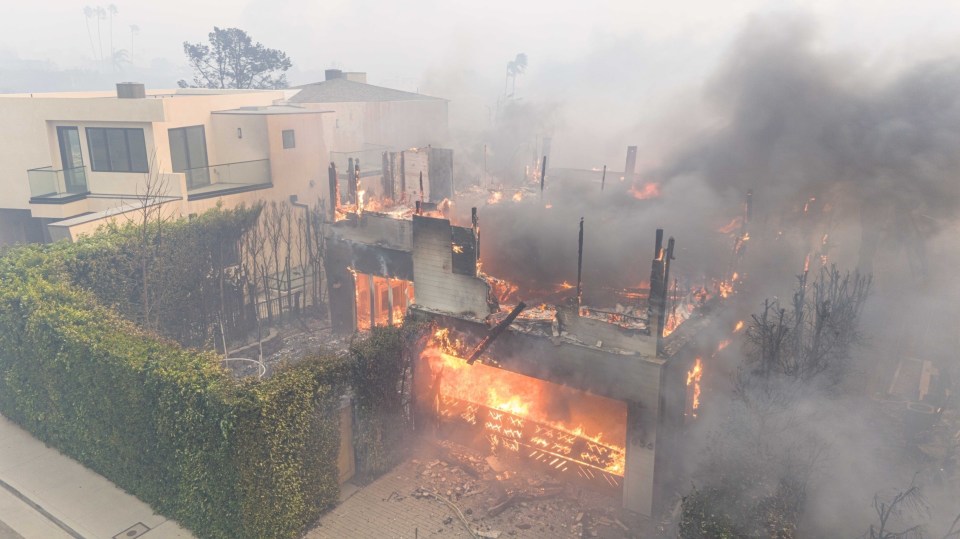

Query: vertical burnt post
<box><xmin>576</xmin><ymin>217</ymin><xmax>585</xmax><ymax>307</ymax></box>
<box><xmin>327</xmin><ymin>162</ymin><xmax>339</xmax><ymax>221</ymax></box>
<box><xmin>354</xmin><ymin>159</ymin><xmax>361</xmax><ymax>205</ymax></box>
<box><xmin>382</xmin><ymin>151</ymin><xmax>394</xmax><ymax>202</ymax></box>
<box><xmin>471</xmin><ymin>207</ymin><xmax>480</xmax><ymax>274</ymax></box>
<box><xmin>346</xmin><ymin>157</ymin><xmax>356</xmax><ymax>204</ymax></box>
<box><xmin>657</xmin><ymin>237</ymin><xmax>675</xmax><ymax>357</ymax></box>
<box><xmin>539</xmin><ymin>155</ymin><xmax>547</xmax><ymax>194</ymax></box>
<box><xmin>419</xmin><ymin>171</ymin><xmax>425</xmax><ymax>208</ymax></box>
<box><xmin>399</xmin><ymin>151</ymin><xmax>407</xmax><ymax>201</ymax></box>
<box><xmin>624</xmin><ymin>146</ymin><xmax>638</xmax><ymax>183</ymax></box>
<box><xmin>601</xmin><ymin>165</ymin><xmax>607</xmax><ymax>191</ymax></box>
<box><xmin>648</xmin><ymin>229</ymin><xmax>665</xmax><ymax>349</ymax></box>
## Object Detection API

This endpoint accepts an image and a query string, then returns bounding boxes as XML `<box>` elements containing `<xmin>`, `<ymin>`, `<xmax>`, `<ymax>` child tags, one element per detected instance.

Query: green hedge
<box><xmin>0</xmin><ymin>237</ymin><xmax>348</xmax><ymax>538</ymax></box>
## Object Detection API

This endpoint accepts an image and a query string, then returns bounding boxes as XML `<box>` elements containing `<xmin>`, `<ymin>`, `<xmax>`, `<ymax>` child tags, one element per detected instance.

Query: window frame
<box><xmin>282</xmin><ymin>129</ymin><xmax>296</xmax><ymax>150</ymax></box>
<box><xmin>85</xmin><ymin>127</ymin><xmax>149</xmax><ymax>173</ymax></box>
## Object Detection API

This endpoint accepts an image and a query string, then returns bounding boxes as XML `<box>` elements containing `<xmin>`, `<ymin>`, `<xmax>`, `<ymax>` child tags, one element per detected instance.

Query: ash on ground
<box><xmin>396</xmin><ymin>440</ymin><xmax>649</xmax><ymax>538</ymax></box>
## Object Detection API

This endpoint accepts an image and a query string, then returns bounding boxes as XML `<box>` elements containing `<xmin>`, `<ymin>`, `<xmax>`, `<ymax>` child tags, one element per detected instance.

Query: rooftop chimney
<box><xmin>116</xmin><ymin>82</ymin><xmax>145</xmax><ymax>99</ymax></box>
<box><xmin>324</xmin><ymin>69</ymin><xmax>367</xmax><ymax>83</ymax></box>
<box><xmin>343</xmin><ymin>72</ymin><xmax>367</xmax><ymax>83</ymax></box>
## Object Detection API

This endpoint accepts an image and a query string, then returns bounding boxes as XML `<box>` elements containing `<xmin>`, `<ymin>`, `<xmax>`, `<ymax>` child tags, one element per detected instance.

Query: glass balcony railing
<box><xmin>185</xmin><ymin>159</ymin><xmax>271</xmax><ymax>197</ymax></box>
<box><xmin>27</xmin><ymin>166</ymin><xmax>89</xmax><ymax>200</ymax></box>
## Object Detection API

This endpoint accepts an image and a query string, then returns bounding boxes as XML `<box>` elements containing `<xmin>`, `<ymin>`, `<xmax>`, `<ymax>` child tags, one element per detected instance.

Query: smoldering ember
<box><xmin>2</xmin><ymin>7</ymin><xmax>960</xmax><ymax>539</ymax></box>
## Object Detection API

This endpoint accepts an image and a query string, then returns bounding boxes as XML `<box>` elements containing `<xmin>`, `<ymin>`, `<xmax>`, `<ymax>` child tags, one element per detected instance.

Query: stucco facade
<box><xmin>0</xmin><ymin>75</ymin><xmax>450</xmax><ymax>245</ymax></box>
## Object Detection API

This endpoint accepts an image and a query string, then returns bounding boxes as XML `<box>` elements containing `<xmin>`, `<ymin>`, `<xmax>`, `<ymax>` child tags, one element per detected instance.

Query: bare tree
<box><xmin>868</xmin><ymin>483</ymin><xmax>927</xmax><ymax>539</ymax></box>
<box><xmin>124</xmin><ymin>153</ymin><xmax>174</xmax><ymax>331</ymax></box>
<box><xmin>864</xmin><ymin>478</ymin><xmax>960</xmax><ymax>539</ymax></box>
<box><xmin>263</xmin><ymin>202</ymin><xmax>286</xmax><ymax>321</ymax></box>
<box><xmin>309</xmin><ymin>197</ymin><xmax>327</xmax><ymax>311</ymax></box>
<box><xmin>744</xmin><ymin>266</ymin><xmax>871</xmax><ymax>389</ymax></box>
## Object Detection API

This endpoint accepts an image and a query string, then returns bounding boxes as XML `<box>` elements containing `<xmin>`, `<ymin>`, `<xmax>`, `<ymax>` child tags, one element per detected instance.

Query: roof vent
<box><xmin>116</xmin><ymin>82</ymin><xmax>146</xmax><ymax>99</ymax></box>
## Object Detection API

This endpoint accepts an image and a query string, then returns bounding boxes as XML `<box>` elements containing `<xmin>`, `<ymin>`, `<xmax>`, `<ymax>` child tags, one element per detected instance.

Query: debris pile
<box><xmin>396</xmin><ymin>441</ymin><xmax>646</xmax><ymax>538</ymax></box>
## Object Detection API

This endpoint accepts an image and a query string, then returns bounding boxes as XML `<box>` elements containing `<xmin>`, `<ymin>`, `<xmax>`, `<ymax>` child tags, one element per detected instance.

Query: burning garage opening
<box><xmin>403</xmin><ymin>212</ymin><xmax>734</xmax><ymax>519</ymax></box>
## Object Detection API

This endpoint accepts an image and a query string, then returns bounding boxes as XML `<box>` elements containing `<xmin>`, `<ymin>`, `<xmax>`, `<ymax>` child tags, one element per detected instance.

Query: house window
<box><xmin>282</xmin><ymin>129</ymin><xmax>296</xmax><ymax>149</ymax></box>
<box><xmin>86</xmin><ymin>127</ymin><xmax>149</xmax><ymax>173</ymax></box>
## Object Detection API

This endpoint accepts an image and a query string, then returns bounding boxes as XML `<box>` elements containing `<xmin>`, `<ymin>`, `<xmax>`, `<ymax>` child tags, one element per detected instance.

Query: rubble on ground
<box><xmin>395</xmin><ymin>440</ymin><xmax>648</xmax><ymax>538</ymax></box>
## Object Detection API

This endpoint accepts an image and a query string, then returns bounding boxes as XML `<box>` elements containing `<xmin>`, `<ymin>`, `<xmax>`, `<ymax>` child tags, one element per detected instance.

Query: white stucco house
<box><xmin>0</xmin><ymin>72</ymin><xmax>447</xmax><ymax>245</ymax></box>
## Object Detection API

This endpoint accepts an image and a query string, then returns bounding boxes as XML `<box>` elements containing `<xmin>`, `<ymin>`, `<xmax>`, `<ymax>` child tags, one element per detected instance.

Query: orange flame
<box><xmin>423</xmin><ymin>330</ymin><xmax>627</xmax><ymax>476</ymax></box>
<box><xmin>628</xmin><ymin>182</ymin><xmax>661</xmax><ymax>200</ymax></box>
<box><xmin>687</xmin><ymin>357</ymin><xmax>703</xmax><ymax>416</ymax></box>
<box><xmin>718</xmin><ymin>216</ymin><xmax>743</xmax><ymax>234</ymax></box>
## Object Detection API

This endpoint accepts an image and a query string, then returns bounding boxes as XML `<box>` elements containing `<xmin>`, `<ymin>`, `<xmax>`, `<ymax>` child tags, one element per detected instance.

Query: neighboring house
<box><xmin>0</xmin><ymin>74</ymin><xmax>449</xmax><ymax>246</ymax></box>
<box><xmin>291</xmin><ymin>70</ymin><xmax>448</xmax><ymax>178</ymax></box>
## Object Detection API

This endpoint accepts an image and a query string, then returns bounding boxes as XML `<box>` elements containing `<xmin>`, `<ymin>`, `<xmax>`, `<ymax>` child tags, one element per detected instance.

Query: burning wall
<box><xmin>409</xmin><ymin>302</ymin><xmax>691</xmax><ymax>517</ymax></box>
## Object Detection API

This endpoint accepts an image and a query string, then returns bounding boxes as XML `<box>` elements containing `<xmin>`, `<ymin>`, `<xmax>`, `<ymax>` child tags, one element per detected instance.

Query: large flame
<box><xmin>423</xmin><ymin>329</ymin><xmax>627</xmax><ymax>479</ymax></box>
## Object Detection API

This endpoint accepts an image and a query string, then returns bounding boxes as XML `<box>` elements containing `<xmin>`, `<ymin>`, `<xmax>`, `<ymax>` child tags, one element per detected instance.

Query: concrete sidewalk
<box><xmin>0</xmin><ymin>415</ymin><xmax>193</xmax><ymax>539</ymax></box>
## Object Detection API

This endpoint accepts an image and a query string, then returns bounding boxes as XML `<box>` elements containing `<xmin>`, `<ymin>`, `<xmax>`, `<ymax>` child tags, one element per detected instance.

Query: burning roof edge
<box><xmin>408</xmin><ymin>306</ymin><xmax>665</xmax><ymax>403</ymax></box>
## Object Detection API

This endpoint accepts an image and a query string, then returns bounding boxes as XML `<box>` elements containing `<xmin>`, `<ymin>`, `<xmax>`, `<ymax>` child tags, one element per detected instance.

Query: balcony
<box><xmin>28</xmin><ymin>166</ymin><xmax>89</xmax><ymax>203</ymax></box>
<box><xmin>185</xmin><ymin>159</ymin><xmax>272</xmax><ymax>201</ymax></box>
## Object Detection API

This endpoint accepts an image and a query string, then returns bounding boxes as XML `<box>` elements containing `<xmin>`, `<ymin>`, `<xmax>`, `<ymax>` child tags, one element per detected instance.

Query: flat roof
<box><xmin>0</xmin><ymin>88</ymin><xmax>283</xmax><ymax>99</ymax></box>
<box><xmin>290</xmin><ymin>78</ymin><xmax>445</xmax><ymax>104</ymax></box>
<box><xmin>212</xmin><ymin>104</ymin><xmax>334</xmax><ymax>115</ymax></box>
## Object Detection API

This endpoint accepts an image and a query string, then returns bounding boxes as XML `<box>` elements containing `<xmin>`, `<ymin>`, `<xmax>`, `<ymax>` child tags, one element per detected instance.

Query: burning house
<box><xmin>405</xmin><ymin>215</ymin><xmax>726</xmax><ymax>518</ymax></box>
<box><xmin>323</xmin><ymin>145</ymin><xmax>456</xmax><ymax>333</ymax></box>
<box><xmin>324</xmin><ymin>178</ymin><xmax>733</xmax><ymax>519</ymax></box>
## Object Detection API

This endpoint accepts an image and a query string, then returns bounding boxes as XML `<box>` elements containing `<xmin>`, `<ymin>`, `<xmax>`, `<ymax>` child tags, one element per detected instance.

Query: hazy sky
<box><xmin>3</xmin><ymin>0</ymin><xmax>959</xmax><ymax>170</ymax></box>
<box><xmin>3</xmin><ymin>0</ymin><xmax>959</xmax><ymax>90</ymax></box>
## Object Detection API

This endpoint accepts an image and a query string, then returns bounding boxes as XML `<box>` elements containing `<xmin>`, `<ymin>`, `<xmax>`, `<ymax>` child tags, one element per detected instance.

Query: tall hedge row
<box><xmin>0</xmin><ymin>238</ymin><xmax>348</xmax><ymax>538</ymax></box>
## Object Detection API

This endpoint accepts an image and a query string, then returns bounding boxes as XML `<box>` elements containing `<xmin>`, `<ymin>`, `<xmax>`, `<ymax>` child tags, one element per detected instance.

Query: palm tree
<box><xmin>505</xmin><ymin>53</ymin><xmax>528</xmax><ymax>97</ymax></box>
<box><xmin>95</xmin><ymin>6</ymin><xmax>106</xmax><ymax>64</ymax></box>
<box><xmin>129</xmin><ymin>24</ymin><xmax>139</xmax><ymax>62</ymax></box>
<box><xmin>82</xmin><ymin>7</ymin><xmax>97</xmax><ymax>61</ymax></box>
<box><xmin>108</xmin><ymin>5</ymin><xmax>118</xmax><ymax>71</ymax></box>
<box><xmin>112</xmin><ymin>49</ymin><xmax>131</xmax><ymax>72</ymax></box>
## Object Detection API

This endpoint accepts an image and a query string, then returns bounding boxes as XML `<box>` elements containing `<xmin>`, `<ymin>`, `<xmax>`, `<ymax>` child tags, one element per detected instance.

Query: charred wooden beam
<box><xmin>624</xmin><ymin>146</ymin><xmax>638</xmax><ymax>183</ymax></box>
<box><xmin>354</xmin><ymin>160</ymin><xmax>361</xmax><ymax>205</ymax></box>
<box><xmin>347</xmin><ymin>157</ymin><xmax>356</xmax><ymax>204</ymax></box>
<box><xmin>400</xmin><ymin>151</ymin><xmax>407</xmax><ymax>200</ymax></box>
<box><xmin>576</xmin><ymin>217</ymin><xmax>585</xmax><ymax>306</ymax></box>
<box><xmin>647</xmin><ymin>229</ymin><xmax>665</xmax><ymax>318</ymax></box>
<box><xmin>419</xmin><ymin>171</ymin><xmax>425</xmax><ymax>208</ymax></box>
<box><xmin>327</xmin><ymin>162</ymin><xmax>339</xmax><ymax>221</ymax></box>
<box><xmin>466</xmin><ymin>301</ymin><xmax>527</xmax><ymax>365</ymax></box>
<box><xmin>656</xmin><ymin>237</ymin><xmax>675</xmax><ymax>356</ymax></box>
<box><xmin>472</xmin><ymin>207</ymin><xmax>480</xmax><ymax>271</ymax></box>
<box><xmin>540</xmin><ymin>155</ymin><xmax>547</xmax><ymax>193</ymax></box>
<box><xmin>382</xmin><ymin>151</ymin><xmax>393</xmax><ymax>201</ymax></box>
